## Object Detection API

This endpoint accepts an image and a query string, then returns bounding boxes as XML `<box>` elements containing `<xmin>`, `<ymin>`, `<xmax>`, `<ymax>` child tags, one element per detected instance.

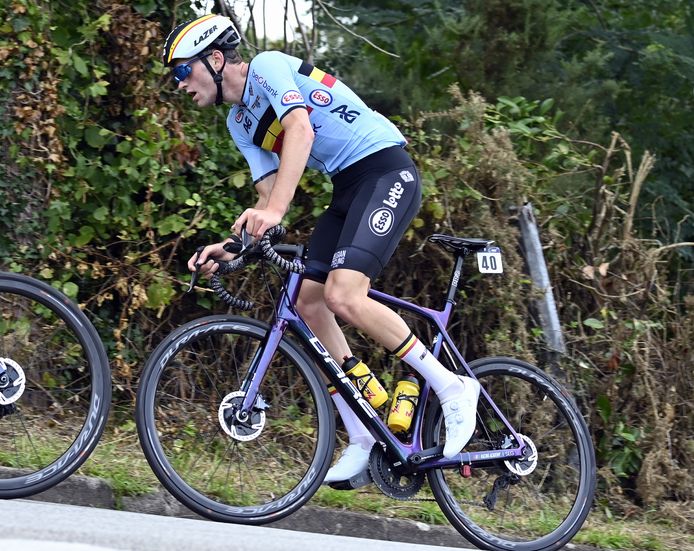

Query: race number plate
<box><xmin>477</xmin><ymin>247</ymin><xmax>503</xmax><ymax>273</ymax></box>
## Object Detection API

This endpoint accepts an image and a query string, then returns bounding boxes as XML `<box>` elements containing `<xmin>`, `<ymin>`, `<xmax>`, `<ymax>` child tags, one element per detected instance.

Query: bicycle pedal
<box><xmin>328</xmin><ymin>469</ymin><xmax>372</xmax><ymax>490</ymax></box>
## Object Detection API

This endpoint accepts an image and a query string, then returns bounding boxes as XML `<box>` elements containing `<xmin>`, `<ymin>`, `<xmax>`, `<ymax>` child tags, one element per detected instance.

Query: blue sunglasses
<box><xmin>172</xmin><ymin>56</ymin><xmax>203</xmax><ymax>84</ymax></box>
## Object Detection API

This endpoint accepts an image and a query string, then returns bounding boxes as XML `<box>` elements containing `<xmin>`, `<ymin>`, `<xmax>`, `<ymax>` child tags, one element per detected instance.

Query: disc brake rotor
<box><xmin>218</xmin><ymin>391</ymin><xmax>267</xmax><ymax>442</ymax></box>
<box><xmin>0</xmin><ymin>357</ymin><xmax>26</xmax><ymax>406</ymax></box>
<box><xmin>504</xmin><ymin>433</ymin><xmax>538</xmax><ymax>476</ymax></box>
<box><xmin>368</xmin><ymin>443</ymin><xmax>425</xmax><ymax>500</ymax></box>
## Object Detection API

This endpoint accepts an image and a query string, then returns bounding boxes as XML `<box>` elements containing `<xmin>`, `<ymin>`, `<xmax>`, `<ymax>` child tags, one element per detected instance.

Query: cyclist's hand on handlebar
<box><xmin>187</xmin><ymin>240</ymin><xmax>237</xmax><ymax>276</ymax></box>
<box><xmin>232</xmin><ymin>208</ymin><xmax>283</xmax><ymax>240</ymax></box>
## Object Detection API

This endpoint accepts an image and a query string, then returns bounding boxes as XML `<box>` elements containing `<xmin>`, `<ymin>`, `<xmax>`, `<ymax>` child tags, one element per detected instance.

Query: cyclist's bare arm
<box><xmin>233</xmin><ymin>108</ymin><xmax>314</xmax><ymax>238</ymax></box>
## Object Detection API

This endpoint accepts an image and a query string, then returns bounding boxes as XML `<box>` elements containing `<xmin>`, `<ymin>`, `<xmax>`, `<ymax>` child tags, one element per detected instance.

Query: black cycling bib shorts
<box><xmin>305</xmin><ymin>145</ymin><xmax>422</xmax><ymax>282</ymax></box>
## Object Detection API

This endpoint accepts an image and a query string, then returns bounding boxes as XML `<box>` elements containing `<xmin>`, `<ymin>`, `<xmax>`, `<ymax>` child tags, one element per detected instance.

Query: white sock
<box><xmin>393</xmin><ymin>333</ymin><xmax>460</xmax><ymax>396</ymax></box>
<box><xmin>330</xmin><ymin>389</ymin><xmax>375</xmax><ymax>448</ymax></box>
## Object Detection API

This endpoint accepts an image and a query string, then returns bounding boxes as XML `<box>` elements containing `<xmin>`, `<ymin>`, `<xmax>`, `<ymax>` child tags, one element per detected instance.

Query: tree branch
<box><xmin>314</xmin><ymin>0</ymin><xmax>399</xmax><ymax>58</ymax></box>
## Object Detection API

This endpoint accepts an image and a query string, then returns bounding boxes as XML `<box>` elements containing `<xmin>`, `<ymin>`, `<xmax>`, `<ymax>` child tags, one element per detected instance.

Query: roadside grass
<box><xmin>5</xmin><ymin>422</ymin><xmax>690</xmax><ymax>551</ymax></box>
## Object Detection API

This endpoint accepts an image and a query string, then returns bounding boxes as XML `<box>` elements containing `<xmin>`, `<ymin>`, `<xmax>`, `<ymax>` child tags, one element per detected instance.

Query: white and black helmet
<box><xmin>162</xmin><ymin>14</ymin><xmax>241</xmax><ymax>67</ymax></box>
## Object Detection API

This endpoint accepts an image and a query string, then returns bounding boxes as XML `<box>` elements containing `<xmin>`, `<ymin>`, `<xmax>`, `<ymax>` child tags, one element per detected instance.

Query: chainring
<box><xmin>368</xmin><ymin>443</ymin><xmax>425</xmax><ymax>500</ymax></box>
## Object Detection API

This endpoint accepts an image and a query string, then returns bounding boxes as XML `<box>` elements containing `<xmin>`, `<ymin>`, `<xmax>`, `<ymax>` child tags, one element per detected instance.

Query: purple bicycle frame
<box><xmin>237</xmin><ymin>256</ymin><xmax>525</xmax><ymax>471</ymax></box>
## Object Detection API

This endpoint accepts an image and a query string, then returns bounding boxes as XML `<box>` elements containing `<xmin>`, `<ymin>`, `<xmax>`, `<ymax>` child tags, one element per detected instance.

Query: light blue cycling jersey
<box><xmin>226</xmin><ymin>51</ymin><xmax>406</xmax><ymax>184</ymax></box>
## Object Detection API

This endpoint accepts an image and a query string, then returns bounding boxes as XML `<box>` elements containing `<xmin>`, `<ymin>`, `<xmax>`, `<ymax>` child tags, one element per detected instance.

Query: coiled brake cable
<box><xmin>188</xmin><ymin>225</ymin><xmax>303</xmax><ymax>311</ymax></box>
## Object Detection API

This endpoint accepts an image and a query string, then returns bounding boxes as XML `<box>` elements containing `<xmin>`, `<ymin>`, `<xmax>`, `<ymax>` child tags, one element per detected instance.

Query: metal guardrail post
<box><xmin>518</xmin><ymin>202</ymin><xmax>566</xmax><ymax>356</ymax></box>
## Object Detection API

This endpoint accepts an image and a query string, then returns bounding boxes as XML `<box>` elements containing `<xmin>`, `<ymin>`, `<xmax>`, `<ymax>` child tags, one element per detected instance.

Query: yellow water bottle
<box><xmin>342</xmin><ymin>356</ymin><xmax>389</xmax><ymax>408</ymax></box>
<box><xmin>387</xmin><ymin>375</ymin><xmax>420</xmax><ymax>433</ymax></box>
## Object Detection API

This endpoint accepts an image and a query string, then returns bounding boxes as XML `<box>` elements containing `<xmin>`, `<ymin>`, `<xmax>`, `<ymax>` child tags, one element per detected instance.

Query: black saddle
<box><xmin>428</xmin><ymin>234</ymin><xmax>494</xmax><ymax>255</ymax></box>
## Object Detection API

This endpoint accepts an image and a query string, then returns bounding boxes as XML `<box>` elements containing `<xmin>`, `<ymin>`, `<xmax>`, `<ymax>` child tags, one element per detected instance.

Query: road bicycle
<box><xmin>135</xmin><ymin>226</ymin><xmax>596</xmax><ymax>551</ymax></box>
<box><xmin>0</xmin><ymin>271</ymin><xmax>111</xmax><ymax>497</ymax></box>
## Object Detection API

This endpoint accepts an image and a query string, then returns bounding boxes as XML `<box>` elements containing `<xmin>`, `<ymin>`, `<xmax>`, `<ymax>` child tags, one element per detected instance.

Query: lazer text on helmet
<box><xmin>194</xmin><ymin>25</ymin><xmax>218</xmax><ymax>47</ymax></box>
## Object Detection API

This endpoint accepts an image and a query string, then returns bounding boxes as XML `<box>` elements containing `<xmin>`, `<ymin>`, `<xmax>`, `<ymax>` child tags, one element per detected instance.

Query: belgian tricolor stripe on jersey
<box><xmin>253</xmin><ymin>106</ymin><xmax>314</xmax><ymax>153</ymax></box>
<box><xmin>298</xmin><ymin>61</ymin><xmax>337</xmax><ymax>88</ymax></box>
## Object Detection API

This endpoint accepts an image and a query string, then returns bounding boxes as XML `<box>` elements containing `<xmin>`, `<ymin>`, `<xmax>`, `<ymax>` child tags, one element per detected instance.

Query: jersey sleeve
<box><xmin>250</xmin><ymin>51</ymin><xmax>307</xmax><ymax>121</ymax></box>
<box><xmin>227</xmin><ymin>108</ymin><xmax>279</xmax><ymax>184</ymax></box>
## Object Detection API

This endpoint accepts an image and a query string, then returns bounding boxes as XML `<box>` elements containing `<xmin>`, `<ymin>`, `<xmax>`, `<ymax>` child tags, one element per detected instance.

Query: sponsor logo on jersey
<box><xmin>252</xmin><ymin>96</ymin><xmax>261</xmax><ymax>109</ymax></box>
<box><xmin>383</xmin><ymin>182</ymin><xmax>404</xmax><ymax>209</ymax></box>
<box><xmin>309</xmin><ymin>89</ymin><xmax>333</xmax><ymax>107</ymax></box>
<box><xmin>369</xmin><ymin>208</ymin><xmax>394</xmax><ymax>236</ymax></box>
<box><xmin>235</xmin><ymin>109</ymin><xmax>244</xmax><ymax>123</ymax></box>
<box><xmin>400</xmin><ymin>170</ymin><xmax>414</xmax><ymax>182</ymax></box>
<box><xmin>281</xmin><ymin>90</ymin><xmax>304</xmax><ymax>106</ymax></box>
<box><xmin>330</xmin><ymin>104</ymin><xmax>360</xmax><ymax>123</ymax></box>
<box><xmin>251</xmin><ymin>69</ymin><xmax>278</xmax><ymax>98</ymax></box>
<box><xmin>194</xmin><ymin>25</ymin><xmax>218</xmax><ymax>47</ymax></box>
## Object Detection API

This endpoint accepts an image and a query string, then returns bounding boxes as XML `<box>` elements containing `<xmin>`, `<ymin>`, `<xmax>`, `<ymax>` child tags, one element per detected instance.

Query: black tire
<box><xmin>135</xmin><ymin>315</ymin><xmax>335</xmax><ymax>524</ymax></box>
<box><xmin>0</xmin><ymin>272</ymin><xmax>111</xmax><ymax>498</ymax></box>
<box><xmin>425</xmin><ymin>356</ymin><xmax>596</xmax><ymax>551</ymax></box>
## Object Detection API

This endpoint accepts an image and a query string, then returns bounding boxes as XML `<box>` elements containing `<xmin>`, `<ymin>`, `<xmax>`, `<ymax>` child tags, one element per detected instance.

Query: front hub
<box><xmin>217</xmin><ymin>391</ymin><xmax>266</xmax><ymax>442</ymax></box>
<box><xmin>0</xmin><ymin>357</ymin><xmax>26</xmax><ymax>406</ymax></box>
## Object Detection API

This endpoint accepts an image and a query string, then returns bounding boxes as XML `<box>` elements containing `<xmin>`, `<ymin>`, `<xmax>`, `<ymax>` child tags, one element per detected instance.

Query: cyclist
<box><xmin>164</xmin><ymin>14</ymin><xmax>480</xmax><ymax>486</ymax></box>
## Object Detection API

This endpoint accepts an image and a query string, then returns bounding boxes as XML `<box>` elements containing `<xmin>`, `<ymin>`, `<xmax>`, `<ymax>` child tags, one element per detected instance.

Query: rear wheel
<box><xmin>136</xmin><ymin>315</ymin><xmax>335</xmax><ymax>524</ymax></box>
<box><xmin>0</xmin><ymin>272</ymin><xmax>111</xmax><ymax>497</ymax></box>
<box><xmin>426</xmin><ymin>357</ymin><xmax>596</xmax><ymax>551</ymax></box>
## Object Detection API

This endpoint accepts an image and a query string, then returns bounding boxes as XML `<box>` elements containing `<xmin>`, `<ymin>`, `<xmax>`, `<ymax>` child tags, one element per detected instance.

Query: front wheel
<box><xmin>426</xmin><ymin>357</ymin><xmax>596</xmax><ymax>551</ymax></box>
<box><xmin>0</xmin><ymin>272</ymin><xmax>111</xmax><ymax>498</ymax></box>
<box><xmin>135</xmin><ymin>315</ymin><xmax>335</xmax><ymax>524</ymax></box>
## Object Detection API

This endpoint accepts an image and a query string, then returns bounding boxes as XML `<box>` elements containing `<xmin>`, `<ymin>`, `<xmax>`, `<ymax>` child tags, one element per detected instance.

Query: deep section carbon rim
<box><xmin>136</xmin><ymin>315</ymin><xmax>334</xmax><ymax>524</ymax></box>
<box><xmin>427</xmin><ymin>357</ymin><xmax>596</xmax><ymax>551</ymax></box>
<box><xmin>0</xmin><ymin>272</ymin><xmax>111</xmax><ymax>497</ymax></box>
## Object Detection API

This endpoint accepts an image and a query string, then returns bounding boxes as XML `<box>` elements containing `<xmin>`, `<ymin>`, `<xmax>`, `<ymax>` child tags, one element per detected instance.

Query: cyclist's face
<box><xmin>174</xmin><ymin>56</ymin><xmax>217</xmax><ymax>107</ymax></box>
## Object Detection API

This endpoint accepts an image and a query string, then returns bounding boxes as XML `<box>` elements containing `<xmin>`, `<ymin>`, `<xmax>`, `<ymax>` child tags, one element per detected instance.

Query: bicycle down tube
<box><xmin>235</xmin><ymin>249</ymin><xmax>526</xmax><ymax>471</ymax></box>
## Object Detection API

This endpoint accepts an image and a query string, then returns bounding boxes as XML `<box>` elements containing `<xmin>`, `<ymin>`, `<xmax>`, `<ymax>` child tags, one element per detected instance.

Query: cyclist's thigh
<box><xmin>333</xmin><ymin>157</ymin><xmax>421</xmax><ymax>280</ymax></box>
<box><xmin>305</xmin><ymin>207</ymin><xmax>345</xmax><ymax>281</ymax></box>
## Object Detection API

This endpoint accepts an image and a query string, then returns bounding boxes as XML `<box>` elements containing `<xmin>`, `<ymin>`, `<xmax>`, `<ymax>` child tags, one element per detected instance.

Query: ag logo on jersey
<box><xmin>281</xmin><ymin>90</ymin><xmax>304</xmax><ymax>106</ymax></box>
<box><xmin>369</xmin><ymin>208</ymin><xmax>394</xmax><ymax>236</ymax></box>
<box><xmin>331</xmin><ymin>104</ymin><xmax>360</xmax><ymax>123</ymax></box>
<box><xmin>309</xmin><ymin>89</ymin><xmax>333</xmax><ymax>107</ymax></box>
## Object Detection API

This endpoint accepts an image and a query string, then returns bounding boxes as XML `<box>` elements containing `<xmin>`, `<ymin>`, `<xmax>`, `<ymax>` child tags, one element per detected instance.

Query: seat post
<box><xmin>444</xmin><ymin>254</ymin><xmax>466</xmax><ymax>305</ymax></box>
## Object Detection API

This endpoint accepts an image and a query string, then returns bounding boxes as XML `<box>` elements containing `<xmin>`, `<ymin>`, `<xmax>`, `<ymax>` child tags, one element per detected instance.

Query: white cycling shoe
<box><xmin>322</xmin><ymin>442</ymin><xmax>372</xmax><ymax>485</ymax></box>
<box><xmin>441</xmin><ymin>376</ymin><xmax>481</xmax><ymax>458</ymax></box>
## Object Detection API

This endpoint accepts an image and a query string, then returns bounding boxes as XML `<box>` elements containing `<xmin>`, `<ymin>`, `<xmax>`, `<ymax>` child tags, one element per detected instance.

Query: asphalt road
<box><xmin>0</xmin><ymin>499</ymin><xmax>475</xmax><ymax>551</ymax></box>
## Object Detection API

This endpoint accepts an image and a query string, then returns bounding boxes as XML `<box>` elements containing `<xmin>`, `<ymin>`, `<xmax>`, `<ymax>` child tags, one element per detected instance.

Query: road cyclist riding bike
<box><xmin>163</xmin><ymin>13</ymin><xmax>481</xmax><ymax>487</ymax></box>
<box><xmin>137</xmin><ymin>15</ymin><xmax>596</xmax><ymax>548</ymax></box>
